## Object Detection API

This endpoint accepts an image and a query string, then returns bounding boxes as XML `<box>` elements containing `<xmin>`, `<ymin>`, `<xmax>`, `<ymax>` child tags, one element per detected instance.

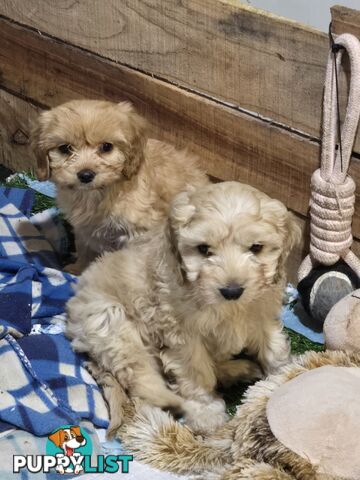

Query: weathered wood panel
<box><xmin>0</xmin><ymin>89</ymin><xmax>38</xmax><ymax>172</ymax></box>
<box><xmin>0</xmin><ymin>15</ymin><xmax>353</xmax><ymax>219</ymax></box>
<box><xmin>2</xmin><ymin>0</ymin><xmax>360</xmax><ymax>154</ymax></box>
<box><xmin>332</xmin><ymin>5</ymin><xmax>360</xmax><ymax>38</ymax></box>
<box><xmin>1</xmin><ymin>17</ymin><xmax>360</xmax><ymax>238</ymax></box>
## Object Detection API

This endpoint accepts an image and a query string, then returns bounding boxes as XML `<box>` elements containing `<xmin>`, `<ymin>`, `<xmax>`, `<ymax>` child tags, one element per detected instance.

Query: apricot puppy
<box><xmin>66</xmin><ymin>182</ymin><xmax>300</xmax><ymax>433</ymax></box>
<box><xmin>32</xmin><ymin>99</ymin><xmax>207</xmax><ymax>273</ymax></box>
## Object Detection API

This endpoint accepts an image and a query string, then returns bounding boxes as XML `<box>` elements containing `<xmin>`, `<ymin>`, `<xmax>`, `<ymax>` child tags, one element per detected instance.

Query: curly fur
<box><xmin>118</xmin><ymin>350</ymin><xmax>359</xmax><ymax>480</ymax></box>
<box><xmin>66</xmin><ymin>181</ymin><xmax>300</xmax><ymax>434</ymax></box>
<box><xmin>32</xmin><ymin>99</ymin><xmax>207</xmax><ymax>272</ymax></box>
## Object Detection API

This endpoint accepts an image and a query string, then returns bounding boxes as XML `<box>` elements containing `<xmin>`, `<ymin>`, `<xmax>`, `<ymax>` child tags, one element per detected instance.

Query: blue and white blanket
<box><xmin>0</xmin><ymin>186</ymin><xmax>109</xmax><ymax>436</ymax></box>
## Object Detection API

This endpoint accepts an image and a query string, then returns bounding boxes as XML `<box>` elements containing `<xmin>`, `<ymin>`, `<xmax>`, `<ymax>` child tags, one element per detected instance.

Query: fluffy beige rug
<box><xmin>117</xmin><ymin>350</ymin><xmax>360</xmax><ymax>479</ymax></box>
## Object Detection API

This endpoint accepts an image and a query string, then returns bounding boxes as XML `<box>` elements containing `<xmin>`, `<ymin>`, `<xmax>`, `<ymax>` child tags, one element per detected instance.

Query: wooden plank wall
<box><xmin>0</xmin><ymin>2</ymin><xmax>360</xmax><ymax>280</ymax></box>
<box><xmin>1</xmin><ymin>1</ymin><xmax>360</xmax><ymax>152</ymax></box>
<box><xmin>0</xmin><ymin>90</ymin><xmax>40</xmax><ymax>172</ymax></box>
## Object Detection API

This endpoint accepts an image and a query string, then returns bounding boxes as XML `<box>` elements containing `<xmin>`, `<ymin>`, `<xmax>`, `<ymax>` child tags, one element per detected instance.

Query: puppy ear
<box><xmin>284</xmin><ymin>211</ymin><xmax>301</xmax><ymax>257</ymax></box>
<box><xmin>119</xmin><ymin>102</ymin><xmax>148</xmax><ymax>179</ymax></box>
<box><xmin>31</xmin><ymin>112</ymin><xmax>51</xmax><ymax>181</ymax></box>
<box><xmin>275</xmin><ymin>211</ymin><xmax>301</xmax><ymax>283</ymax></box>
<box><xmin>48</xmin><ymin>430</ymin><xmax>63</xmax><ymax>447</ymax></box>
<box><xmin>262</xmin><ymin>199</ymin><xmax>301</xmax><ymax>256</ymax></box>
<box><xmin>170</xmin><ymin>188</ymin><xmax>196</xmax><ymax>231</ymax></box>
<box><xmin>167</xmin><ymin>189</ymin><xmax>196</xmax><ymax>283</ymax></box>
<box><xmin>262</xmin><ymin>199</ymin><xmax>301</xmax><ymax>283</ymax></box>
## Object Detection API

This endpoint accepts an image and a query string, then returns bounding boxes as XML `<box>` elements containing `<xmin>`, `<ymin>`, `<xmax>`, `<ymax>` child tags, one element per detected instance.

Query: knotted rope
<box><xmin>298</xmin><ymin>33</ymin><xmax>360</xmax><ymax>282</ymax></box>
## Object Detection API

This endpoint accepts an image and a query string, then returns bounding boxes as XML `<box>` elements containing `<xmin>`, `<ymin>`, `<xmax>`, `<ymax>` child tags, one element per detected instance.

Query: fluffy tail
<box><xmin>120</xmin><ymin>404</ymin><xmax>233</xmax><ymax>475</ymax></box>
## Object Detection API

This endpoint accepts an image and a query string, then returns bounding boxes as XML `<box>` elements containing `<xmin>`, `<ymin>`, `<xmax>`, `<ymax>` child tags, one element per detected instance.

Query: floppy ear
<box><xmin>169</xmin><ymin>189</ymin><xmax>196</xmax><ymax>231</ymax></box>
<box><xmin>262</xmin><ymin>199</ymin><xmax>301</xmax><ymax>257</ymax></box>
<box><xmin>261</xmin><ymin>199</ymin><xmax>301</xmax><ymax>282</ymax></box>
<box><xmin>166</xmin><ymin>189</ymin><xmax>197</xmax><ymax>283</ymax></box>
<box><xmin>119</xmin><ymin>102</ymin><xmax>148</xmax><ymax>179</ymax></box>
<box><xmin>31</xmin><ymin>112</ymin><xmax>50</xmax><ymax>181</ymax></box>
<box><xmin>48</xmin><ymin>430</ymin><xmax>64</xmax><ymax>447</ymax></box>
<box><xmin>276</xmin><ymin>211</ymin><xmax>301</xmax><ymax>282</ymax></box>
<box><xmin>284</xmin><ymin>211</ymin><xmax>301</xmax><ymax>257</ymax></box>
<box><xmin>70</xmin><ymin>426</ymin><xmax>81</xmax><ymax>437</ymax></box>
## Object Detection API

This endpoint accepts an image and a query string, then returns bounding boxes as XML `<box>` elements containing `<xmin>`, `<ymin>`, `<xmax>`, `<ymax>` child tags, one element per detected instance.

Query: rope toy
<box><xmin>298</xmin><ymin>32</ymin><xmax>360</xmax><ymax>326</ymax></box>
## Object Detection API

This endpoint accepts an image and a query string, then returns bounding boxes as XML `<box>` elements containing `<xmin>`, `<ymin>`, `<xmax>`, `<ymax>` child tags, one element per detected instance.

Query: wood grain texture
<box><xmin>332</xmin><ymin>5</ymin><xmax>360</xmax><ymax>38</ymax></box>
<box><xmin>0</xmin><ymin>89</ymin><xmax>39</xmax><ymax>172</ymax></box>
<box><xmin>1</xmin><ymin>16</ymin><xmax>360</xmax><ymax>238</ymax></box>
<box><xmin>2</xmin><ymin>0</ymin><xmax>360</xmax><ymax>154</ymax></box>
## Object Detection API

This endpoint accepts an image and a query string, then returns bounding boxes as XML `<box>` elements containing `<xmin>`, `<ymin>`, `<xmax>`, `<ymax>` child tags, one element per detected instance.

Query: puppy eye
<box><xmin>58</xmin><ymin>144</ymin><xmax>72</xmax><ymax>155</ymax></box>
<box><xmin>197</xmin><ymin>244</ymin><xmax>212</xmax><ymax>256</ymax></box>
<box><xmin>249</xmin><ymin>243</ymin><xmax>263</xmax><ymax>254</ymax></box>
<box><xmin>99</xmin><ymin>142</ymin><xmax>113</xmax><ymax>153</ymax></box>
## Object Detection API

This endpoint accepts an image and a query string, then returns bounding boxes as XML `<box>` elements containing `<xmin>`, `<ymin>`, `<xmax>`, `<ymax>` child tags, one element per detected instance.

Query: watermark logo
<box><xmin>13</xmin><ymin>425</ymin><xmax>133</xmax><ymax>475</ymax></box>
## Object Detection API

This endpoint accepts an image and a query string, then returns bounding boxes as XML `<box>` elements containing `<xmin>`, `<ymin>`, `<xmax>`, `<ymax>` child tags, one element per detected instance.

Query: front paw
<box><xmin>183</xmin><ymin>398</ymin><xmax>228</xmax><ymax>434</ymax></box>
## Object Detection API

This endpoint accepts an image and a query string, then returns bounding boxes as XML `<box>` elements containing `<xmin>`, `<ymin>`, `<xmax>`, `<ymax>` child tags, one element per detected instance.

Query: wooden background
<box><xmin>0</xmin><ymin>2</ymin><xmax>359</xmax><ymax>279</ymax></box>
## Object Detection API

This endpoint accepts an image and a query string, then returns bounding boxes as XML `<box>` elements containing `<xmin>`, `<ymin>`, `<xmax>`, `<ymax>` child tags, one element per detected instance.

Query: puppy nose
<box><xmin>76</xmin><ymin>435</ymin><xmax>84</xmax><ymax>443</ymax></box>
<box><xmin>77</xmin><ymin>169</ymin><xmax>96</xmax><ymax>183</ymax></box>
<box><xmin>219</xmin><ymin>284</ymin><xmax>244</xmax><ymax>300</ymax></box>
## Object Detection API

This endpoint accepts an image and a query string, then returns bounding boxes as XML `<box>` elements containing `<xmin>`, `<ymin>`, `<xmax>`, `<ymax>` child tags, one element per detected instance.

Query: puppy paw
<box><xmin>183</xmin><ymin>399</ymin><xmax>228</xmax><ymax>434</ymax></box>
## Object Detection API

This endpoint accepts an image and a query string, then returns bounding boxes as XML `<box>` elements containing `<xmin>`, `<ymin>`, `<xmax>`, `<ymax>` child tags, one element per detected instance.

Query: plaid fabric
<box><xmin>0</xmin><ymin>186</ymin><xmax>109</xmax><ymax>435</ymax></box>
<box><xmin>0</xmin><ymin>334</ymin><xmax>108</xmax><ymax>436</ymax></box>
<box><xmin>0</xmin><ymin>186</ymin><xmax>35</xmax><ymax>217</ymax></box>
<box><xmin>0</xmin><ymin>188</ymin><xmax>75</xmax><ymax>334</ymax></box>
<box><xmin>0</xmin><ymin>188</ymin><xmax>59</xmax><ymax>269</ymax></box>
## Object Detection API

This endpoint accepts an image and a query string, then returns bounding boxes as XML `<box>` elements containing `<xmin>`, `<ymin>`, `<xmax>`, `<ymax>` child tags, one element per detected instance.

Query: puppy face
<box><xmin>170</xmin><ymin>182</ymin><xmax>300</xmax><ymax>305</ymax></box>
<box><xmin>48</xmin><ymin>426</ymin><xmax>86</xmax><ymax>454</ymax></box>
<box><xmin>32</xmin><ymin>100</ymin><xmax>147</xmax><ymax>188</ymax></box>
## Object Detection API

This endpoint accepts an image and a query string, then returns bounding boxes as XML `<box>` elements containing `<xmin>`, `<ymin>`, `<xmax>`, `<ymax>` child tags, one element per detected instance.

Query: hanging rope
<box><xmin>298</xmin><ymin>33</ymin><xmax>360</xmax><ymax>282</ymax></box>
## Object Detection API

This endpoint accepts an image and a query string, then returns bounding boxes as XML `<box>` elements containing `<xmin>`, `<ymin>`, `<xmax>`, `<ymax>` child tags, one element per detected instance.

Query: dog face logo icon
<box><xmin>47</xmin><ymin>425</ymin><xmax>90</xmax><ymax>474</ymax></box>
<box><xmin>48</xmin><ymin>426</ymin><xmax>86</xmax><ymax>457</ymax></box>
<box><xmin>14</xmin><ymin>423</ymin><xmax>133</xmax><ymax>475</ymax></box>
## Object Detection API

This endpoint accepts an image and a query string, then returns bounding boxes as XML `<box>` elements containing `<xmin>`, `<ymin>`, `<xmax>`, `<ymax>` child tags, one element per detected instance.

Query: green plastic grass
<box><xmin>286</xmin><ymin>327</ymin><xmax>324</xmax><ymax>354</ymax></box>
<box><xmin>1</xmin><ymin>172</ymin><xmax>56</xmax><ymax>213</ymax></box>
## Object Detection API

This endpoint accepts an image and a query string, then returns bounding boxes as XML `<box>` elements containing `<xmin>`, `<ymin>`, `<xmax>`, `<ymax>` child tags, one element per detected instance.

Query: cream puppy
<box><xmin>32</xmin><ymin>99</ymin><xmax>207</xmax><ymax>273</ymax></box>
<box><xmin>66</xmin><ymin>182</ymin><xmax>300</xmax><ymax>433</ymax></box>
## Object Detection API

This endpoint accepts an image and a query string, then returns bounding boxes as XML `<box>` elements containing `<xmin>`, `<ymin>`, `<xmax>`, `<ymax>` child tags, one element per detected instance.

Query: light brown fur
<box><xmin>32</xmin><ymin>99</ymin><xmax>208</xmax><ymax>273</ymax></box>
<box><xmin>66</xmin><ymin>181</ymin><xmax>300</xmax><ymax>435</ymax></box>
<box><xmin>119</xmin><ymin>351</ymin><xmax>357</xmax><ymax>480</ymax></box>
